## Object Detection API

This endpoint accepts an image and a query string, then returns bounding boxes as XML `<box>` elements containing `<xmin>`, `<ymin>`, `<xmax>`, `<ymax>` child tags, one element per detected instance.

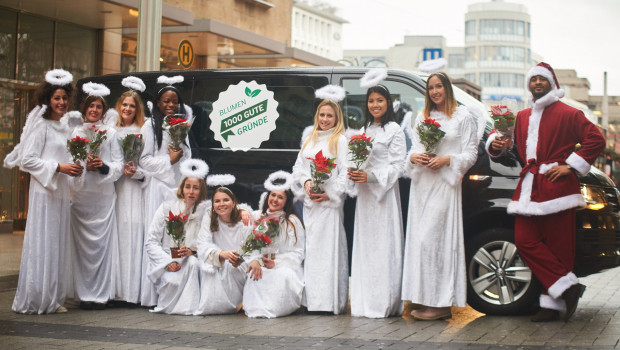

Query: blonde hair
<box><xmin>423</xmin><ymin>72</ymin><xmax>458</xmax><ymax>119</ymax></box>
<box><xmin>176</xmin><ymin>177</ymin><xmax>208</xmax><ymax>213</ymax></box>
<box><xmin>115</xmin><ymin>91</ymin><xmax>145</xmax><ymax>127</ymax></box>
<box><xmin>301</xmin><ymin>99</ymin><xmax>345</xmax><ymax>156</ymax></box>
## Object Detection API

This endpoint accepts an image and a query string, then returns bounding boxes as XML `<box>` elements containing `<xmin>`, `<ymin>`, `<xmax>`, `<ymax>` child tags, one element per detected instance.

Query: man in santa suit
<box><xmin>487</xmin><ymin>62</ymin><xmax>605</xmax><ymax>322</ymax></box>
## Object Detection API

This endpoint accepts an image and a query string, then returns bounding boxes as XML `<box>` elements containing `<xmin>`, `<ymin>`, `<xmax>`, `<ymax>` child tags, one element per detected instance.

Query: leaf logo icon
<box><xmin>245</xmin><ymin>87</ymin><xmax>261</xmax><ymax>97</ymax></box>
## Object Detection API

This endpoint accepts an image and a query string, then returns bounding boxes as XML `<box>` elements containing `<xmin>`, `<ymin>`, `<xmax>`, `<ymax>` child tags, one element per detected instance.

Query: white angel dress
<box><xmin>139</xmin><ymin>105</ymin><xmax>193</xmax><ymax>306</ymax></box>
<box><xmin>243</xmin><ymin>211</ymin><xmax>306</xmax><ymax>318</ymax></box>
<box><xmin>291</xmin><ymin>129</ymin><xmax>349</xmax><ymax>314</ymax></box>
<box><xmin>114</xmin><ymin>124</ymin><xmax>146</xmax><ymax>303</ymax></box>
<box><xmin>70</xmin><ymin>119</ymin><xmax>124</xmax><ymax>304</ymax></box>
<box><xmin>402</xmin><ymin>106</ymin><xmax>479</xmax><ymax>308</ymax></box>
<box><xmin>7</xmin><ymin>106</ymin><xmax>73</xmax><ymax>314</ymax></box>
<box><xmin>145</xmin><ymin>199</ymin><xmax>208</xmax><ymax>315</ymax></box>
<box><xmin>348</xmin><ymin>121</ymin><xmax>406</xmax><ymax>318</ymax></box>
<box><xmin>195</xmin><ymin>215</ymin><xmax>253</xmax><ymax>315</ymax></box>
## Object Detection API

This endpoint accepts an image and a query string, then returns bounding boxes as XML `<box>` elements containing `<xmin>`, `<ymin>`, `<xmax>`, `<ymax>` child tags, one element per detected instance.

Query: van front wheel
<box><xmin>465</xmin><ymin>228</ymin><xmax>541</xmax><ymax>315</ymax></box>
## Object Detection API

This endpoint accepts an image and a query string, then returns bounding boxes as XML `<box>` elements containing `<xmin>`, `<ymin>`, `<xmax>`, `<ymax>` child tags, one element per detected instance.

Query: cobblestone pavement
<box><xmin>0</xmin><ymin>232</ymin><xmax>619</xmax><ymax>349</ymax></box>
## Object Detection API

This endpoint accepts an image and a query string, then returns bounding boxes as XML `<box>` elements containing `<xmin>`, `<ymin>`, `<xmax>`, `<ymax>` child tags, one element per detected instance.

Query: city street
<box><xmin>0</xmin><ymin>233</ymin><xmax>619</xmax><ymax>349</ymax></box>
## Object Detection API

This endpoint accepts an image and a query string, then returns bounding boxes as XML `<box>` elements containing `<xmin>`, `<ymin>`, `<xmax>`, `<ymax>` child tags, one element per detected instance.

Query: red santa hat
<box><xmin>526</xmin><ymin>62</ymin><xmax>565</xmax><ymax>98</ymax></box>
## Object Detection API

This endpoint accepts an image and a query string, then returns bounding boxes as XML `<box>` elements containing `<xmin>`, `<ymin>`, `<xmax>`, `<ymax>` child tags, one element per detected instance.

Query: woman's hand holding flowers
<box><xmin>168</xmin><ymin>146</ymin><xmax>183</xmax><ymax>164</ymax></box>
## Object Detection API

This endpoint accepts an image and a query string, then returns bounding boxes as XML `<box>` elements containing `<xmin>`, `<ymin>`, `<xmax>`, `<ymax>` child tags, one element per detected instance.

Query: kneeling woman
<box><xmin>195</xmin><ymin>186</ymin><xmax>252</xmax><ymax>315</ymax></box>
<box><xmin>145</xmin><ymin>159</ymin><xmax>210</xmax><ymax>315</ymax></box>
<box><xmin>243</xmin><ymin>172</ymin><xmax>306</xmax><ymax>318</ymax></box>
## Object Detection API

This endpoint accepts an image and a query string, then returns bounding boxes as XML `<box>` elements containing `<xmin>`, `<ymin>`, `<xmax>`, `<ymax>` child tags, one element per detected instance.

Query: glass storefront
<box><xmin>0</xmin><ymin>7</ymin><xmax>97</xmax><ymax>228</ymax></box>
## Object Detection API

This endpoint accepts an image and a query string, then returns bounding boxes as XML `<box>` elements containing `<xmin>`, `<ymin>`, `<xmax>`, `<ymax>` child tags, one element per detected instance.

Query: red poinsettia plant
<box><xmin>119</xmin><ymin>133</ymin><xmax>144</xmax><ymax>165</ymax></box>
<box><xmin>87</xmin><ymin>125</ymin><xmax>108</xmax><ymax>157</ymax></box>
<box><xmin>306</xmin><ymin>150</ymin><xmax>337</xmax><ymax>194</ymax></box>
<box><xmin>67</xmin><ymin>136</ymin><xmax>90</xmax><ymax>164</ymax></box>
<box><xmin>163</xmin><ymin>114</ymin><xmax>190</xmax><ymax>150</ymax></box>
<box><xmin>416</xmin><ymin>117</ymin><xmax>446</xmax><ymax>155</ymax></box>
<box><xmin>240</xmin><ymin>232</ymin><xmax>272</xmax><ymax>257</ymax></box>
<box><xmin>348</xmin><ymin>133</ymin><xmax>373</xmax><ymax>171</ymax></box>
<box><xmin>490</xmin><ymin>105</ymin><xmax>515</xmax><ymax>137</ymax></box>
<box><xmin>166</xmin><ymin>210</ymin><xmax>188</xmax><ymax>257</ymax></box>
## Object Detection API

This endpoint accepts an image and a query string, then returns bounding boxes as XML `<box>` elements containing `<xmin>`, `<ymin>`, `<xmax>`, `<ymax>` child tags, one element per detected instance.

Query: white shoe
<box><xmin>55</xmin><ymin>306</ymin><xmax>68</xmax><ymax>313</ymax></box>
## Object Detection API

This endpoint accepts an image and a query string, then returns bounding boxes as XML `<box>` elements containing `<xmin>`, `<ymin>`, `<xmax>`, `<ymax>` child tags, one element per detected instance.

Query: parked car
<box><xmin>79</xmin><ymin>66</ymin><xmax>620</xmax><ymax>315</ymax></box>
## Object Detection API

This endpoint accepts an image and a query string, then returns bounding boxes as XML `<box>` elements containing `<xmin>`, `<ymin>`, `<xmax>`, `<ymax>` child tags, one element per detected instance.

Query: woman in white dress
<box><xmin>292</xmin><ymin>96</ymin><xmax>348</xmax><ymax>315</ymax></box>
<box><xmin>5</xmin><ymin>70</ymin><xmax>82</xmax><ymax>314</ymax></box>
<box><xmin>348</xmin><ymin>82</ymin><xmax>407</xmax><ymax>318</ymax></box>
<box><xmin>113</xmin><ymin>77</ymin><xmax>147</xmax><ymax>305</ymax></box>
<box><xmin>145</xmin><ymin>159</ymin><xmax>209</xmax><ymax>315</ymax></box>
<box><xmin>70</xmin><ymin>83</ymin><xmax>124</xmax><ymax>310</ymax></box>
<box><xmin>243</xmin><ymin>174</ymin><xmax>306</xmax><ymax>318</ymax></box>
<box><xmin>140</xmin><ymin>75</ymin><xmax>193</xmax><ymax>306</ymax></box>
<box><xmin>195</xmin><ymin>187</ymin><xmax>252</xmax><ymax>315</ymax></box>
<box><xmin>403</xmin><ymin>72</ymin><xmax>479</xmax><ymax>320</ymax></box>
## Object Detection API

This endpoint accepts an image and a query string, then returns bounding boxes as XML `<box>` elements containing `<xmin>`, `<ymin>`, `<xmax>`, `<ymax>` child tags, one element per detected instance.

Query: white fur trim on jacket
<box><xmin>258</xmin><ymin>192</ymin><xmax>267</xmax><ymax>211</ymax></box>
<box><xmin>507</xmin><ymin>191</ymin><xmax>585</xmax><ymax>216</ymax></box>
<box><xmin>485</xmin><ymin>133</ymin><xmax>505</xmax><ymax>158</ymax></box>
<box><xmin>540</xmin><ymin>294</ymin><xmax>566</xmax><ymax>312</ymax></box>
<box><xmin>566</xmin><ymin>152</ymin><xmax>591</xmax><ymax>176</ymax></box>
<box><xmin>299</xmin><ymin>125</ymin><xmax>313</xmax><ymax>148</ymax></box>
<box><xmin>548</xmin><ymin>272</ymin><xmax>578</xmax><ymax>299</ymax></box>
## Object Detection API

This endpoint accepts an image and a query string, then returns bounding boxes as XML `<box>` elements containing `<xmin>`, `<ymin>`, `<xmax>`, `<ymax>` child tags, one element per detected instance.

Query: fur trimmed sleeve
<box><xmin>439</xmin><ymin>112</ymin><xmax>479</xmax><ymax>187</ymax></box>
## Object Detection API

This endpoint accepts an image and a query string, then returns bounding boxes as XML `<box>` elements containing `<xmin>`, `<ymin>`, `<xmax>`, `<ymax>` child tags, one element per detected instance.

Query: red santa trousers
<box><xmin>514</xmin><ymin>209</ymin><xmax>577</xmax><ymax>298</ymax></box>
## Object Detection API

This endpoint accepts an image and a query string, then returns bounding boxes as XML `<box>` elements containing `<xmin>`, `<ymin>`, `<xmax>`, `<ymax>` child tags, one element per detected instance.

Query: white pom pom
<box><xmin>146</xmin><ymin>101</ymin><xmax>153</xmax><ymax>113</ymax></box>
<box><xmin>121</xmin><ymin>76</ymin><xmax>146</xmax><ymax>92</ymax></box>
<box><xmin>45</xmin><ymin>69</ymin><xmax>73</xmax><ymax>86</ymax></box>
<box><xmin>82</xmin><ymin>82</ymin><xmax>110</xmax><ymax>97</ymax></box>
<box><xmin>157</xmin><ymin>75</ymin><xmax>184</xmax><ymax>85</ymax></box>
<box><xmin>180</xmin><ymin>159</ymin><xmax>209</xmax><ymax>179</ymax></box>
<box><xmin>206</xmin><ymin>174</ymin><xmax>236</xmax><ymax>187</ymax></box>
<box><xmin>264</xmin><ymin>170</ymin><xmax>293</xmax><ymax>192</ymax></box>
<box><xmin>315</xmin><ymin>84</ymin><xmax>346</xmax><ymax>102</ymax></box>
<box><xmin>360</xmin><ymin>68</ymin><xmax>388</xmax><ymax>89</ymax></box>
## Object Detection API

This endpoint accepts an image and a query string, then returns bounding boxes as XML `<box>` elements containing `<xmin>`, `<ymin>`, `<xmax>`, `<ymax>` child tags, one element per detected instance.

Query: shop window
<box><xmin>0</xmin><ymin>9</ymin><xmax>17</xmax><ymax>80</ymax></box>
<box><xmin>17</xmin><ymin>14</ymin><xmax>53</xmax><ymax>82</ymax></box>
<box><xmin>56</xmin><ymin>23</ymin><xmax>96</xmax><ymax>81</ymax></box>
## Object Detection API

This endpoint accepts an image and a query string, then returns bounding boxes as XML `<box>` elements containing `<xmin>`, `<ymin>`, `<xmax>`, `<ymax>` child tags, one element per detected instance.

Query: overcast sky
<box><xmin>331</xmin><ymin>0</ymin><xmax>620</xmax><ymax>96</ymax></box>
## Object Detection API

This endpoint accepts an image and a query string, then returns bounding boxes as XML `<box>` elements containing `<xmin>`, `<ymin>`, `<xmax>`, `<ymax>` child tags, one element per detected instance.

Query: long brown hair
<box><xmin>79</xmin><ymin>95</ymin><xmax>109</xmax><ymax>120</ymax></box>
<box><xmin>209</xmin><ymin>187</ymin><xmax>242</xmax><ymax>232</ymax></box>
<box><xmin>176</xmin><ymin>177</ymin><xmax>208</xmax><ymax>213</ymax></box>
<box><xmin>423</xmin><ymin>72</ymin><xmax>458</xmax><ymax>119</ymax></box>
<box><xmin>301</xmin><ymin>99</ymin><xmax>345</xmax><ymax>156</ymax></box>
<box><xmin>34</xmin><ymin>82</ymin><xmax>76</xmax><ymax>120</ymax></box>
<box><xmin>260</xmin><ymin>189</ymin><xmax>302</xmax><ymax>244</ymax></box>
<box><xmin>115</xmin><ymin>91</ymin><xmax>145</xmax><ymax>127</ymax></box>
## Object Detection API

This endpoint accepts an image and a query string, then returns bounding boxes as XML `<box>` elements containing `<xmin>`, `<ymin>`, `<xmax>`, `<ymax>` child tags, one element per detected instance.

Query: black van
<box><xmin>79</xmin><ymin>66</ymin><xmax>620</xmax><ymax>315</ymax></box>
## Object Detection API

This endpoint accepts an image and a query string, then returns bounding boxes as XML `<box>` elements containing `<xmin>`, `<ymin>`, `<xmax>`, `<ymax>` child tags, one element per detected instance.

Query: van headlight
<box><xmin>580</xmin><ymin>184</ymin><xmax>606</xmax><ymax>210</ymax></box>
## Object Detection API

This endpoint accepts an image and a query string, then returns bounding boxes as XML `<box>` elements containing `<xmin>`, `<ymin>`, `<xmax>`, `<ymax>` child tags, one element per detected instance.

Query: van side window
<box><xmin>191</xmin><ymin>77</ymin><xmax>327</xmax><ymax>150</ymax></box>
<box><xmin>341</xmin><ymin>79</ymin><xmax>425</xmax><ymax>130</ymax></box>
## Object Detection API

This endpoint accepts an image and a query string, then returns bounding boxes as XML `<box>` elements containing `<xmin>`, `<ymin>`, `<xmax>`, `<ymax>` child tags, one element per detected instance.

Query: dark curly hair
<box><xmin>33</xmin><ymin>81</ymin><xmax>76</xmax><ymax>120</ymax></box>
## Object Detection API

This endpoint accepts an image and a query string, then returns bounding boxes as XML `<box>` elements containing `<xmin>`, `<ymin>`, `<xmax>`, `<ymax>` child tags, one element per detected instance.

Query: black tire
<box><xmin>465</xmin><ymin>227</ymin><xmax>541</xmax><ymax>315</ymax></box>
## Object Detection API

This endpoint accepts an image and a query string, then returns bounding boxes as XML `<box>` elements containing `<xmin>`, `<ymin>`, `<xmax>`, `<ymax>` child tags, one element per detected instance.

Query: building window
<box><xmin>448</xmin><ymin>54</ymin><xmax>464</xmax><ymax>68</ymax></box>
<box><xmin>17</xmin><ymin>14</ymin><xmax>54</xmax><ymax>82</ymax></box>
<box><xmin>0</xmin><ymin>9</ymin><xmax>17</xmax><ymax>80</ymax></box>
<box><xmin>480</xmin><ymin>46</ymin><xmax>525</xmax><ymax>63</ymax></box>
<box><xmin>56</xmin><ymin>22</ymin><xmax>96</xmax><ymax>81</ymax></box>
<box><xmin>465</xmin><ymin>20</ymin><xmax>476</xmax><ymax>36</ymax></box>
<box><xmin>465</xmin><ymin>73</ymin><xmax>477</xmax><ymax>84</ymax></box>
<box><xmin>480</xmin><ymin>72</ymin><xmax>525</xmax><ymax>88</ymax></box>
<box><xmin>465</xmin><ymin>47</ymin><xmax>476</xmax><ymax>62</ymax></box>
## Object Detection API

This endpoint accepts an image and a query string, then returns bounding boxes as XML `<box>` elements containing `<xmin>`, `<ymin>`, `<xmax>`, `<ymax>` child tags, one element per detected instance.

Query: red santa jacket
<box><xmin>489</xmin><ymin>92</ymin><xmax>605</xmax><ymax>216</ymax></box>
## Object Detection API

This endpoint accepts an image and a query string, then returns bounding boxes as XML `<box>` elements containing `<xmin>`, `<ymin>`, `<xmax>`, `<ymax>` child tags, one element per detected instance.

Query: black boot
<box><xmin>562</xmin><ymin>283</ymin><xmax>586</xmax><ymax>321</ymax></box>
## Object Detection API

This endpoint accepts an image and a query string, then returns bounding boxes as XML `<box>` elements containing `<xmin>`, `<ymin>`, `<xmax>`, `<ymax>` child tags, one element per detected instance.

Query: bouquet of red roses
<box><xmin>416</xmin><ymin>117</ymin><xmax>446</xmax><ymax>155</ymax></box>
<box><xmin>66</xmin><ymin>136</ymin><xmax>90</xmax><ymax>164</ymax></box>
<box><xmin>166</xmin><ymin>210</ymin><xmax>188</xmax><ymax>258</ymax></box>
<box><xmin>87</xmin><ymin>124</ymin><xmax>108</xmax><ymax>156</ymax></box>
<box><xmin>306</xmin><ymin>150</ymin><xmax>337</xmax><ymax>194</ymax></box>
<box><xmin>163</xmin><ymin>114</ymin><xmax>190</xmax><ymax>150</ymax></box>
<box><xmin>119</xmin><ymin>133</ymin><xmax>144</xmax><ymax>165</ymax></box>
<box><xmin>348</xmin><ymin>133</ymin><xmax>373</xmax><ymax>171</ymax></box>
<box><xmin>240</xmin><ymin>216</ymin><xmax>279</xmax><ymax>257</ymax></box>
<box><xmin>490</xmin><ymin>105</ymin><xmax>515</xmax><ymax>137</ymax></box>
